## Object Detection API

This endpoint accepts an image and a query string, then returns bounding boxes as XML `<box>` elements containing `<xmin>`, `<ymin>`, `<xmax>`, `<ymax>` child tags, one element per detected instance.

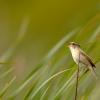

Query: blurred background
<box><xmin>0</xmin><ymin>0</ymin><xmax>100</xmax><ymax>99</ymax></box>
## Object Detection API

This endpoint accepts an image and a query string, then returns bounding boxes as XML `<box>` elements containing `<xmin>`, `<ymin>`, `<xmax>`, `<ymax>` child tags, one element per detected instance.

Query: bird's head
<box><xmin>68</xmin><ymin>42</ymin><xmax>80</xmax><ymax>49</ymax></box>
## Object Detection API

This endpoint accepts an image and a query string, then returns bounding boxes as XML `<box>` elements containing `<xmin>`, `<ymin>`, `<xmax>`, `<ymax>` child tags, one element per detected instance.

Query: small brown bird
<box><xmin>68</xmin><ymin>42</ymin><xmax>97</xmax><ymax>79</ymax></box>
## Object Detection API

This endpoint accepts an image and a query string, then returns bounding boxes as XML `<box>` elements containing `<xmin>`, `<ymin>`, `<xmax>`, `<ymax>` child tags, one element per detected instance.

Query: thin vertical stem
<box><xmin>75</xmin><ymin>53</ymin><xmax>80</xmax><ymax>100</ymax></box>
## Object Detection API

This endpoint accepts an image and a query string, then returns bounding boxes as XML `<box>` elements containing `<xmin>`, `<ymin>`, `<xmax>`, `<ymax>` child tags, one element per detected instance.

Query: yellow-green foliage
<box><xmin>0</xmin><ymin>1</ymin><xmax>100</xmax><ymax>100</ymax></box>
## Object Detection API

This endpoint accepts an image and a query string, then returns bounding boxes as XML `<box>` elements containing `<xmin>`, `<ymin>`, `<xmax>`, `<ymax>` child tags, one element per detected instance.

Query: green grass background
<box><xmin>0</xmin><ymin>0</ymin><xmax>100</xmax><ymax>100</ymax></box>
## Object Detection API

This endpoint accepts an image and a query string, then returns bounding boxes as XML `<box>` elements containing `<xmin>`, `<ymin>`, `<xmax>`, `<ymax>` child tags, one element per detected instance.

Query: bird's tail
<box><xmin>88</xmin><ymin>66</ymin><xmax>98</xmax><ymax>80</ymax></box>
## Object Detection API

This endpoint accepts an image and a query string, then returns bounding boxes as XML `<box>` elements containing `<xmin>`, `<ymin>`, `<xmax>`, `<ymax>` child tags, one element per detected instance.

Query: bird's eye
<box><xmin>72</xmin><ymin>43</ymin><xmax>75</xmax><ymax>45</ymax></box>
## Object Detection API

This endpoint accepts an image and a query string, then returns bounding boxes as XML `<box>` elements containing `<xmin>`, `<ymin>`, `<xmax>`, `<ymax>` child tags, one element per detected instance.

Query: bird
<box><xmin>68</xmin><ymin>42</ymin><xmax>97</xmax><ymax>79</ymax></box>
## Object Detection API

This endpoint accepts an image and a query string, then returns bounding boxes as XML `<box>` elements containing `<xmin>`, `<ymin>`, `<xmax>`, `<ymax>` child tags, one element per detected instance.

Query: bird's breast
<box><xmin>70</xmin><ymin>48</ymin><xmax>80</xmax><ymax>64</ymax></box>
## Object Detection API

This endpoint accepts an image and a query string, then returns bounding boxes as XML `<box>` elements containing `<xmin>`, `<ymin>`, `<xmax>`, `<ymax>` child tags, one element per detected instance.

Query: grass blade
<box><xmin>0</xmin><ymin>76</ymin><xmax>16</xmax><ymax>97</ymax></box>
<box><xmin>30</xmin><ymin>68</ymin><xmax>73</xmax><ymax>99</ymax></box>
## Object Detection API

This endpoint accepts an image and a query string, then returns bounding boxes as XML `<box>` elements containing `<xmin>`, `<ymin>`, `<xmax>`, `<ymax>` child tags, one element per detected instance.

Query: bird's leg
<box><xmin>79</xmin><ymin>64</ymin><xmax>88</xmax><ymax>72</ymax></box>
<box><xmin>79</xmin><ymin>66</ymin><xmax>89</xmax><ymax>79</ymax></box>
<box><xmin>80</xmin><ymin>63</ymin><xmax>89</xmax><ymax>74</ymax></box>
<box><xmin>83</xmin><ymin>65</ymin><xmax>89</xmax><ymax>74</ymax></box>
<box><xmin>84</xmin><ymin>68</ymin><xmax>89</xmax><ymax>74</ymax></box>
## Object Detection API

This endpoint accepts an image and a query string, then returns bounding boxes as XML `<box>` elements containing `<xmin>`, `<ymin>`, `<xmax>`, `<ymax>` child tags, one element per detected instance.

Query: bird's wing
<box><xmin>80</xmin><ymin>50</ymin><xmax>97</xmax><ymax>79</ymax></box>
<box><xmin>81</xmin><ymin>51</ymin><xmax>96</xmax><ymax>68</ymax></box>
